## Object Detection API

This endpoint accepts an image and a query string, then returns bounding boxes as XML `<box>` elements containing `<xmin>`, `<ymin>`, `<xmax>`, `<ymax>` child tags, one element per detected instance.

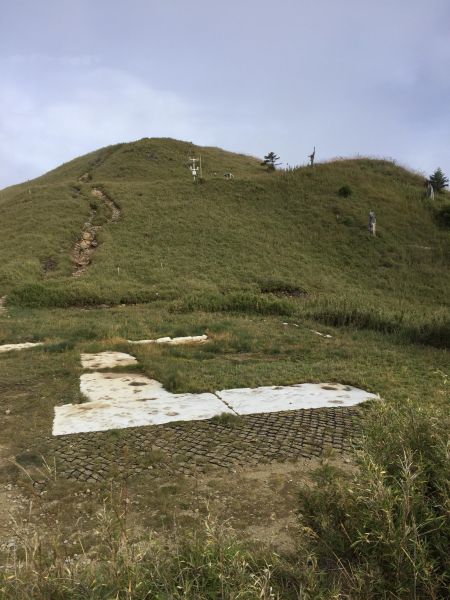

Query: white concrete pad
<box><xmin>217</xmin><ymin>383</ymin><xmax>378</xmax><ymax>415</ymax></box>
<box><xmin>53</xmin><ymin>372</ymin><xmax>232</xmax><ymax>435</ymax></box>
<box><xmin>81</xmin><ymin>352</ymin><xmax>138</xmax><ymax>370</ymax></box>
<box><xmin>80</xmin><ymin>372</ymin><xmax>169</xmax><ymax>402</ymax></box>
<box><xmin>128</xmin><ymin>335</ymin><xmax>208</xmax><ymax>346</ymax></box>
<box><xmin>0</xmin><ymin>342</ymin><xmax>43</xmax><ymax>354</ymax></box>
<box><xmin>53</xmin><ymin>374</ymin><xmax>378</xmax><ymax>436</ymax></box>
<box><xmin>311</xmin><ymin>330</ymin><xmax>333</xmax><ymax>339</ymax></box>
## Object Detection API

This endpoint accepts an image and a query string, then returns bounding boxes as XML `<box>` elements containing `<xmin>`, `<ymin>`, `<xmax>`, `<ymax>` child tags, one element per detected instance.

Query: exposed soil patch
<box><xmin>92</xmin><ymin>188</ymin><xmax>121</xmax><ymax>223</ymax></box>
<box><xmin>43</xmin><ymin>257</ymin><xmax>57</xmax><ymax>273</ymax></box>
<box><xmin>71</xmin><ymin>188</ymin><xmax>121</xmax><ymax>277</ymax></box>
<box><xmin>78</xmin><ymin>172</ymin><xmax>91</xmax><ymax>183</ymax></box>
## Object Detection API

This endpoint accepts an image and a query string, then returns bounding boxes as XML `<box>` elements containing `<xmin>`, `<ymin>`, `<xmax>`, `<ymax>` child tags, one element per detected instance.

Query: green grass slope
<box><xmin>1</xmin><ymin>138</ymin><xmax>449</xmax><ymax>599</ymax></box>
<box><xmin>0</xmin><ymin>138</ymin><xmax>448</xmax><ymax>323</ymax></box>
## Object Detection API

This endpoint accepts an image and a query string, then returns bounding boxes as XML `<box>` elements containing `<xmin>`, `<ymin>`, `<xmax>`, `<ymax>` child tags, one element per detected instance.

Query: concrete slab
<box><xmin>128</xmin><ymin>335</ymin><xmax>208</xmax><ymax>345</ymax></box>
<box><xmin>53</xmin><ymin>372</ymin><xmax>232</xmax><ymax>435</ymax></box>
<box><xmin>80</xmin><ymin>372</ymin><xmax>169</xmax><ymax>402</ymax></box>
<box><xmin>311</xmin><ymin>330</ymin><xmax>333</xmax><ymax>339</ymax></box>
<box><xmin>81</xmin><ymin>352</ymin><xmax>138</xmax><ymax>370</ymax></box>
<box><xmin>217</xmin><ymin>383</ymin><xmax>378</xmax><ymax>415</ymax></box>
<box><xmin>53</xmin><ymin>374</ymin><xmax>378</xmax><ymax>436</ymax></box>
<box><xmin>0</xmin><ymin>342</ymin><xmax>43</xmax><ymax>354</ymax></box>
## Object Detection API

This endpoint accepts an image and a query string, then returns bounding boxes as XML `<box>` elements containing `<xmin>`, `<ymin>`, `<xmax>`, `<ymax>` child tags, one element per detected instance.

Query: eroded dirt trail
<box><xmin>71</xmin><ymin>188</ymin><xmax>121</xmax><ymax>277</ymax></box>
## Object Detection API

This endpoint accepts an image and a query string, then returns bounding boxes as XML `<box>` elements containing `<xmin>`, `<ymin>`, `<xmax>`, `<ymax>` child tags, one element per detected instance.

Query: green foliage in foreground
<box><xmin>298</xmin><ymin>399</ymin><xmax>450</xmax><ymax>599</ymax></box>
<box><xmin>0</xmin><ymin>513</ymin><xmax>294</xmax><ymax>599</ymax></box>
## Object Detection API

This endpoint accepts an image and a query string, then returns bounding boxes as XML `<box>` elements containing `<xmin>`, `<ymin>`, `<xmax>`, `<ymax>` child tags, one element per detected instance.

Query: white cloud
<box><xmin>0</xmin><ymin>67</ymin><xmax>201</xmax><ymax>187</ymax></box>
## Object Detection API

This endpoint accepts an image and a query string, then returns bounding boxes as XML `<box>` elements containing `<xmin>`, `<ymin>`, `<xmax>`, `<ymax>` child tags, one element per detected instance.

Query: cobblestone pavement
<box><xmin>41</xmin><ymin>406</ymin><xmax>365</xmax><ymax>483</ymax></box>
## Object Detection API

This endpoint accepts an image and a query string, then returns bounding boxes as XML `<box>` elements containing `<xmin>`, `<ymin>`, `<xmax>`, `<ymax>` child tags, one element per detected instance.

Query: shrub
<box><xmin>435</xmin><ymin>204</ymin><xmax>450</xmax><ymax>228</ymax></box>
<box><xmin>338</xmin><ymin>184</ymin><xmax>352</xmax><ymax>197</ymax></box>
<box><xmin>170</xmin><ymin>291</ymin><xmax>295</xmax><ymax>317</ymax></box>
<box><xmin>43</xmin><ymin>340</ymin><xmax>75</xmax><ymax>353</ymax></box>
<box><xmin>259</xmin><ymin>278</ymin><xmax>307</xmax><ymax>297</ymax></box>
<box><xmin>210</xmin><ymin>412</ymin><xmax>242</xmax><ymax>426</ymax></box>
<box><xmin>7</xmin><ymin>282</ymin><xmax>163</xmax><ymax>308</ymax></box>
<box><xmin>307</xmin><ymin>298</ymin><xmax>450</xmax><ymax>349</ymax></box>
<box><xmin>298</xmin><ymin>401</ymin><xmax>450</xmax><ymax>598</ymax></box>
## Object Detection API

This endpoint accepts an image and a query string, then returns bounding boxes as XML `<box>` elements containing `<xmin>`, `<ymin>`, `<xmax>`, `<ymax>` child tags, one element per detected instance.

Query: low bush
<box><xmin>210</xmin><ymin>412</ymin><xmax>243</xmax><ymax>426</ymax></box>
<box><xmin>406</xmin><ymin>313</ymin><xmax>450</xmax><ymax>348</ymax></box>
<box><xmin>341</xmin><ymin>215</ymin><xmax>355</xmax><ymax>226</ymax></box>
<box><xmin>338</xmin><ymin>184</ymin><xmax>353</xmax><ymax>197</ymax></box>
<box><xmin>43</xmin><ymin>340</ymin><xmax>75</xmax><ymax>353</ymax></box>
<box><xmin>306</xmin><ymin>297</ymin><xmax>403</xmax><ymax>332</ymax></box>
<box><xmin>259</xmin><ymin>278</ymin><xmax>307</xmax><ymax>297</ymax></box>
<box><xmin>435</xmin><ymin>203</ymin><xmax>450</xmax><ymax>228</ymax></box>
<box><xmin>7</xmin><ymin>282</ymin><xmax>163</xmax><ymax>308</ymax></box>
<box><xmin>306</xmin><ymin>298</ymin><xmax>450</xmax><ymax>349</ymax></box>
<box><xmin>171</xmin><ymin>291</ymin><xmax>295</xmax><ymax>317</ymax></box>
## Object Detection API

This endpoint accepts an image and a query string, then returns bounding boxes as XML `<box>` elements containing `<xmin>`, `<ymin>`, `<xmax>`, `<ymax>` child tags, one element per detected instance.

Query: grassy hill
<box><xmin>0</xmin><ymin>139</ymin><xmax>449</xmax><ymax>598</ymax></box>
<box><xmin>0</xmin><ymin>138</ymin><xmax>447</xmax><ymax>296</ymax></box>
<box><xmin>0</xmin><ymin>137</ymin><xmax>448</xmax><ymax>345</ymax></box>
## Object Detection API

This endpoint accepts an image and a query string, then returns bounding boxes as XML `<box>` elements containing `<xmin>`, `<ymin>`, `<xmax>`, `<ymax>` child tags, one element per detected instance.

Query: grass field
<box><xmin>0</xmin><ymin>139</ymin><xmax>448</xmax><ymax>598</ymax></box>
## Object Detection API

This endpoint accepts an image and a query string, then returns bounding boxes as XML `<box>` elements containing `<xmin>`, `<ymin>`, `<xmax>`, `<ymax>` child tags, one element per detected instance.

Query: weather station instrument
<box><xmin>188</xmin><ymin>156</ymin><xmax>202</xmax><ymax>182</ymax></box>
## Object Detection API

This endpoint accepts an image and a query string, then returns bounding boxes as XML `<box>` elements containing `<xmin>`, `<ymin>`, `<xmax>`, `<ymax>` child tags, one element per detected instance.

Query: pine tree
<box><xmin>261</xmin><ymin>152</ymin><xmax>280</xmax><ymax>171</ymax></box>
<box><xmin>429</xmin><ymin>167</ymin><xmax>449</xmax><ymax>192</ymax></box>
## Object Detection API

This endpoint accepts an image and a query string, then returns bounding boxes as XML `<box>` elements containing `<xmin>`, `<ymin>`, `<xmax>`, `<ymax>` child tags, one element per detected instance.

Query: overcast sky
<box><xmin>1</xmin><ymin>0</ymin><xmax>449</xmax><ymax>188</ymax></box>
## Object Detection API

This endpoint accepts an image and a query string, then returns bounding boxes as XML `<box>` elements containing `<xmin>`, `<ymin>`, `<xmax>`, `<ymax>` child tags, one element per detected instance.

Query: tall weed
<box><xmin>0</xmin><ymin>506</ymin><xmax>292</xmax><ymax>599</ymax></box>
<box><xmin>297</xmin><ymin>400</ymin><xmax>450</xmax><ymax>598</ymax></box>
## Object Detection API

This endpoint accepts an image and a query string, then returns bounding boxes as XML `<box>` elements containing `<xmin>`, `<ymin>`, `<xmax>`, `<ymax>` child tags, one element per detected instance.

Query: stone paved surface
<box><xmin>42</xmin><ymin>406</ymin><xmax>365</xmax><ymax>482</ymax></box>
